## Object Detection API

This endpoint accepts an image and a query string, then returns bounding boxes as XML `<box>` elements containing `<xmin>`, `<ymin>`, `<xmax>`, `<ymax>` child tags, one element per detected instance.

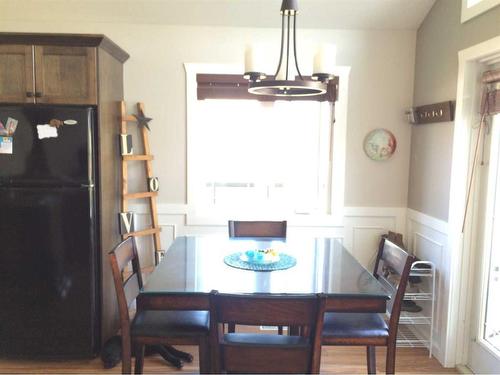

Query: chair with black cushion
<box><xmin>109</xmin><ymin>237</ymin><xmax>210</xmax><ymax>374</ymax></box>
<box><xmin>227</xmin><ymin>220</ymin><xmax>287</xmax><ymax>334</ymax></box>
<box><xmin>321</xmin><ymin>238</ymin><xmax>415</xmax><ymax>374</ymax></box>
<box><xmin>228</xmin><ymin>220</ymin><xmax>287</xmax><ymax>238</ymax></box>
<box><xmin>210</xmin><ymin>292</ymin><xmax>325</xmax><ymax>374</ymax></box>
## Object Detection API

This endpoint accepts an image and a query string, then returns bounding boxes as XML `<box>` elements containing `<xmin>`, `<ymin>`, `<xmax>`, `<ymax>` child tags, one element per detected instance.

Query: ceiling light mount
<box><xmin>244</xmin><ymin>0</ymin><xmax>336</xmax><ymax>97</ymax></box>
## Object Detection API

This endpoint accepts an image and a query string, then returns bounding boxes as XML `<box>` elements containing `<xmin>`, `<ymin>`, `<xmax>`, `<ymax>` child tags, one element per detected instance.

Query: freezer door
<box><xmin>0</xmin><ymin>186</ymin><xmax>99</xmax><ymax>358</ymax></box>
<box><xmin>0</xmin><ymin>105</ymin><xmax>95</xmax><ymax>186</ymax></box>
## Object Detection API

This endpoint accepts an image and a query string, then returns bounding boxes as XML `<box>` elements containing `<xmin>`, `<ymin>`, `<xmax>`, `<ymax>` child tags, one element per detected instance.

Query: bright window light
<box><xmin>467</xmin><ymin>0</ymin><xmax>483</xmax><ymax>7</ymax></box>
<box><xmin>189</xmin><ymin>98</ymin><xmax>331</xmax><ymax>216</ymax></box>
<box><xmin>462</xmin><ymin>0</ymin><xmax>500</xmax><ymax>22</ymax></box>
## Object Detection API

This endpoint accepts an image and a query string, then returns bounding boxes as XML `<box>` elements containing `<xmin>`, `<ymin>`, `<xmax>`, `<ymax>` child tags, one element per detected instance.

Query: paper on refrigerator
<box><xmin>37</xmin><ymin>124</ymin><xmax>58</xmax><ymax>139</ymax></box>
<box><xmin>0</xmin><ymin>136</ymin><xmax>13</xmax><ymax>154</ymax></box>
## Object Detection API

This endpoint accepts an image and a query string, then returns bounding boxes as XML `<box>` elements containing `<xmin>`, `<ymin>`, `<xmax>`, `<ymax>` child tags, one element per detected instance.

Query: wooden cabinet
<box><xmin>34</xmin><ymin>46</ymin><xmax>97</xmax><ymax>104</ymax></box>
<box><xmin>0</xmin><ymin>44</ymin><xmax>97</xmax><ymax>104</ymax></box>
<box><xmin>0</xmin><ymin>45</ymin><xmax>34</xmax><ymax>103</ymax></box>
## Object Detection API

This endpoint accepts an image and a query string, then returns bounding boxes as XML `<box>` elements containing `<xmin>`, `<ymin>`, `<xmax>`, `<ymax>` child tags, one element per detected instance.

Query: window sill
<box><xmin>185</xmin><ymin>209</ymin><xmax>344</xmax><ymax>228</ymax></box>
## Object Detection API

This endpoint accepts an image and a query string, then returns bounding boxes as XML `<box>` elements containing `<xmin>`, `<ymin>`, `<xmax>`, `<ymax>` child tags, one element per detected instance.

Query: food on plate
<box><xmin>244</xmin><ymin>248</ymin><xmax>279</xmax><ymax>263</ymax></box>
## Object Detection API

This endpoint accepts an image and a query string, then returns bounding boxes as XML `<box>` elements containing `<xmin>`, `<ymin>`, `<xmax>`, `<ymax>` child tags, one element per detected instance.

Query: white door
<box><xmin>468</xmin><ymin>113</ymin><xmax>500</xmax><ymax>374</ymax></box>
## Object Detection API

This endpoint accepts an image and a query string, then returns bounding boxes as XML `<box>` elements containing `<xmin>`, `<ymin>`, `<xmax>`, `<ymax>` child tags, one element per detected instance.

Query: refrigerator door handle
<box><xmin>81</xmin><ymin>184</ymin><xmax>95</xmax><ymax>188</ymax></box>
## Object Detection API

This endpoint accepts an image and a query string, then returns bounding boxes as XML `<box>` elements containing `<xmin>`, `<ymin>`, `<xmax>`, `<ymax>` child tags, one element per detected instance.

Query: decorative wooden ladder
<box><xmin>120</xmin><ymin>101</ymin><xmax>163</xmax><ymax>266</ymax></box>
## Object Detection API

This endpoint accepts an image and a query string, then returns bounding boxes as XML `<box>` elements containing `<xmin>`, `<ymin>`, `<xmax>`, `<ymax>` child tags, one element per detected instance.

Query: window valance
<box><xmin>197</xmin><ymin>74</ymin><xmax>338</xmax><ymax>103</ymax></box>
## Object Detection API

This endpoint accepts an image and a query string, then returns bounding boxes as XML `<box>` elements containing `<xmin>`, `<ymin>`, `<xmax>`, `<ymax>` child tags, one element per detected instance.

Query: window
<box><xmin>185</xmin><ymin>64</ymin><xmax>349</xmax><ymax>225</ymax></box>
<box><xmin>462</xmin><ymin>0</ymin><xmax>500</xmax><ymax>22</ymax></box>
<box><xmin>190</xmin><ymin>98</ymin><xmax>331</xmax><ymax>216</ymax></box>
<box><xmin>467</xmin><ymin>0</ymin><xmax>483</xmax><ymax>7</ymax></box>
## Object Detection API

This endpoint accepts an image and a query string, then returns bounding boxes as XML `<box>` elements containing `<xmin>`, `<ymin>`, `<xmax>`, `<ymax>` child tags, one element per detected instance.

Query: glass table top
<box><xmin>143</xmin><ymin>235</ymin><xmax>390</xmax><ymax>299</ymax></box>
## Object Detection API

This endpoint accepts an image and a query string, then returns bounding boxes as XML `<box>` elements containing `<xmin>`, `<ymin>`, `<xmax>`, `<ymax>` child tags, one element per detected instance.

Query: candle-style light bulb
<box><xmin>244</xmin><ymin>45</ymin><xmax>267</xmax><ymax>82</ymax></box>
<box><xmin>245</xmin><ymin>45</ymin><xmax>255</xmax><ymax>73</ymax></box>
<box><xmin>313</xmin><ymin>44</ymin><xmax>336</xmax><ymax>75</ymax></box>
<box><xmin>312</xmin><ymin>44</ymin><xmax>336</xmax><ymax>83</ymax></box>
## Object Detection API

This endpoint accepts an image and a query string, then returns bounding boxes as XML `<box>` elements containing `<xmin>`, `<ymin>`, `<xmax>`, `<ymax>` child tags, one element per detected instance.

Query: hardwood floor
<box><xmin>0</xmin><ymin>346</ymin><xmax>457</xmax><ymax>374</ymax></box>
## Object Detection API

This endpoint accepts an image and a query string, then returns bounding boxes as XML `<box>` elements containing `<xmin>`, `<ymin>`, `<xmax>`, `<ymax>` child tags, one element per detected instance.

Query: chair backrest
<box><xmin>108</xmin><ymin>237</ymin><xmax>143</xmax><ymax>332</ymax></box>
<box><xmin>373</xmin><ymin>237</ymin><xmax>415</xmax><ymax>339</ymax></box>
<box><xmin>228</xmin><ymin>220</ymin><xmax>287</xmax><ymax>238</ymax></box>
<box><xmin>385</xmin><ymin>231</ymin><xmax>404</xmax><ymax>248</ymax></box>
<box><xmin>210</xmin><ymin>292</ymin><xmax>325</xmax><ymax>374</ymax></box>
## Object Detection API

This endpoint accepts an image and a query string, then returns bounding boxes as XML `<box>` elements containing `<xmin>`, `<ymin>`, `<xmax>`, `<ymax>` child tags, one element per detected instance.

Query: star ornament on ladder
<box><xmin>133</xmin><ymin>111</ymin><xmax>153</xmax><ymax>131</ymax></box>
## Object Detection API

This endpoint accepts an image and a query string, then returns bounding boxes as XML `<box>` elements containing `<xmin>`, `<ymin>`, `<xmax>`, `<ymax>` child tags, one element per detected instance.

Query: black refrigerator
<box><xmin>0</xmin><ymin>104</ymin><xmax>100</xmax><ymax>358</ymax></box>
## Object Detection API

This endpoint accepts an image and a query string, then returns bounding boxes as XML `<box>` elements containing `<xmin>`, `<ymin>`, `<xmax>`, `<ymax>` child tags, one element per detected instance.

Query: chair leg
<box><xmin>386</xmin><ymin>343</ymin><xmax>396</xmax><ymax>374</ymax></box>
<box><xmin>289</xmin><ymin>325</ymin><xmax>300</xmax><ymax>336</ymax></box>
<box><xmin>134</xmin><ymin>343</ymin><xmax>145</xmax><ymax>374</ymax></box>
<box><xmin>366</xmin><ymin>346</ymin><xmax>376</xmax><ymax>374</ymax></box>
<box><xmin>122</xmin><ymin>335</ymin><xmax>132</xmax><ymax>374</ymax></box>
<box><xmin>198</xmin><ymin>338</ymin><xmax>210</xmax><ymax>374</ymax></box>
<box><xmin>228</xmin><ymin>323</ymin><xmax>236</xmax><ymax>333</ymax></box>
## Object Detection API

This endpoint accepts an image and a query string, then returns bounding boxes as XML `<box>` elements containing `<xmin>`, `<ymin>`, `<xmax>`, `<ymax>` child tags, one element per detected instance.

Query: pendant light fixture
<box><xmin>244</xmin><ymin>0</ymin><xmax>336</xmax><ymax>97</ymax></box>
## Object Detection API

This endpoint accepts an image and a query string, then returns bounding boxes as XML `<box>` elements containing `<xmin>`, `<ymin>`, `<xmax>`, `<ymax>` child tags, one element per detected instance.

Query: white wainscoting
<box><xmin>130</xmin><ymin>204</ymin><xmax>407</xmax><ymax>270</ymax></box>
<box><xmin>344</xmin><ymin>207</ymin><xmax>407</xmax><ymax>269</ymax></box>
<box><xmin>406</xmin><ymin>208</ymin><xmax>450</xmax><ymax>366</ymax></box>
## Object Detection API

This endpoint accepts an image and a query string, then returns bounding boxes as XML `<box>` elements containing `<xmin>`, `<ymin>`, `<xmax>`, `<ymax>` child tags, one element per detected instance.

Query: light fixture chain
<box><xmin>286</xmin><ymin>14</ymin><xmax>291</xmax><ymax>80</ymax></box>
<box><xmin>293</xmin><ymin>14</ymin><xmax>303</xmax><ymax>80</ymax></box>
<box><xmin>274</xmin><ymin>14</ymin><xmax>286</xmax><ymax>77</ymax></box>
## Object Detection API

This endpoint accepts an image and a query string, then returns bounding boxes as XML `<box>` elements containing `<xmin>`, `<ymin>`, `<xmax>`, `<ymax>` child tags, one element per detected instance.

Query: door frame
<box><xmin>447</xmin><ymin>35</ymin><xmax>500</xmax><ymax>367</ymax></box>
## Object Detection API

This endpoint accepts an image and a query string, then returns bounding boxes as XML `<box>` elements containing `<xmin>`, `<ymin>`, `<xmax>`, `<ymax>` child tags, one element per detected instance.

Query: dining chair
<box><xmin>209</xmin><ymin>292</ymin><xmax>326</xmax><ymax>374</ymax></box>
<box><xmin>321</xmin><ymin>238</ymin><xmax>415</xmax><ymax>374</ymax></box>
<box><xmin>228</xmin><ymin>220</ymin><xmax>287</xmax><ymax>238</ymax></box>
<box><xmin>109</xmin><ymin>237</ymin><xmax>210</xmax><ymax>374</ymax></box>
<box><xmin>227</xmin><ymin>219</ymin><xmax>288</xmax><ymax>334</ymax></box>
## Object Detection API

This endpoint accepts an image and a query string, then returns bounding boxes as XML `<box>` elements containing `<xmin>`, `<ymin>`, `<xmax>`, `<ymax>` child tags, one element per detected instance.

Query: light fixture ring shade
<box><xmin>248</xmin><ymin>80</ymin><xmax>327</xmax><ymax>97</ymax></box>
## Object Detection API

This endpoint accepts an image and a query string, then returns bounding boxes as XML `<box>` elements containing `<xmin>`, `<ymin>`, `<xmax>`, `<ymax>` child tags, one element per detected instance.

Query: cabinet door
<box><xmin>34</xmin><ymin>46</ymin><xmax>97</xmax><ymax>105</ymax></box>
<box><xmin>0</xmin><ymin>45</ymin><xmax>35</xmax><ymax>103</ymax></box>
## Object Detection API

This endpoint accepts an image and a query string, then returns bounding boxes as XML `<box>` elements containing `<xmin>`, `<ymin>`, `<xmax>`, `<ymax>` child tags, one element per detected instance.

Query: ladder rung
<box><xmin>141</xmin><ymin>266</ymin><xmax>155</xmax><ymax>277</ymax></box>
<box><xmin>124</xmin><ymin>191</ymin><xmax>158</xmax><ymax>200</ymax></box>
<box><xmin>123</xmin><ymin>115</ymin><xmax>137</xmax><ymax>122</ymax></box>
<box><xmin>123</xmin><ymin>155</ymin><xmax>154</xmax><ymax>161</ymax></box>
<box><xmin>124</xmin><ymin>227</ymin><xmax>161</xmax><ymax>238</ymax></box>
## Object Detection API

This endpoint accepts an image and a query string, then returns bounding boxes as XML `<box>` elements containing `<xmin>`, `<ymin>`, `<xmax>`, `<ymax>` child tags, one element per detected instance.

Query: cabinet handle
<box><xmin>26</xmin><ymin>92</ymin><xmax>34</xmax><ymax>98</ymax></box>
<box><xmin>35</xmin><ymin>92</ymin><xmax>43</xmax><ymax>98</ymax></box>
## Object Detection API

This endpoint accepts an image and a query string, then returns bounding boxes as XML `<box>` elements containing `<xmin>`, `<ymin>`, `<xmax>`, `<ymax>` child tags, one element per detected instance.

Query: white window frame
<box><xmin>448</xmin><ymin>35</ymin><xmax>500</xmax><ymax>367</ymax></box>
<box><xmin>461</xmin><ymin>0</ymin><xmax>500</xmax><ymax>23</ymax></box>
<box><xmin>184</xmin><ymin>63</ymin><xmax>350</xmax><ymax>227</ymax></box>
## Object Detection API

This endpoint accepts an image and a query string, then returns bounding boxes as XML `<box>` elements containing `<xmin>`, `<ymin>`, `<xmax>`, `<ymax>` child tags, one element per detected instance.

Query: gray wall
<box><xmin>0</xmin><ymin>10</ymin><xmax>416</xmax><ymax>210</ymax></box>
<box><xmin>409</xmin><ymin>0</ymin><xmax>500</xmax><ymax>221</ymax></box>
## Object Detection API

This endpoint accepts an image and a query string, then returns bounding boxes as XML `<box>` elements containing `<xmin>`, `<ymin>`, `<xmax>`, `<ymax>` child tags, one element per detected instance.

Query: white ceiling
<box><xmin>1</xmin><ymin>0</ymin><xmax>437</xmax><ymax>30</ymax></box>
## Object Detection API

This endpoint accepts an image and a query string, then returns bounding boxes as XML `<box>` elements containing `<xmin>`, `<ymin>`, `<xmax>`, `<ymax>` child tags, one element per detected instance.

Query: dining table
<box><xmin>137</xmin><ymin>235</ymin><xmax>391</xmax><ymax>313</ymax></box>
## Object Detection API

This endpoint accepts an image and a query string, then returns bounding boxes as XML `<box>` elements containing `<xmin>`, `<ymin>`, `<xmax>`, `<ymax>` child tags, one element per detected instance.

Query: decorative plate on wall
<box><xmin>363</xmin><ymin>128</ymin><xmax>397</xmax><ymax>161</ymax></box>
